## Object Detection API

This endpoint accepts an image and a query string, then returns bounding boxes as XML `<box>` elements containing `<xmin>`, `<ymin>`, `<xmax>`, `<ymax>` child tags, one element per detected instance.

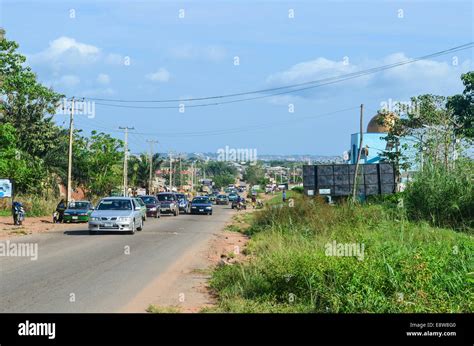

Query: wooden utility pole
<box><xmin>352</xmin><ymin>104</ymin><xmax>364</xmax><ymax>202</ymax></box>
<box><xmin>67</xmin><ymin>97</ymin><xmax>75</xmax><ymax>203</ymax></box>
<box><xmin>146</xmin><ymin>140</ymin><xmax>158</xmax><ymax>194</ymax></box>
<box><xmin>119</xmin><ymin>126</ymin><xmax>134</xmax><ymax>196</ymax></box>
<box><xmin>169</xmin><ymin>151</ymin><xmax>173</xmax><ymax>191</ymax></box>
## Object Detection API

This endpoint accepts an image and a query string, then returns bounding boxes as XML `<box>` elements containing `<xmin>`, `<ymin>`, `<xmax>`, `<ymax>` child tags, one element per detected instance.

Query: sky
<box><xmin>0</xmin><ymin>0</ymin><xmax>472</xmax><ymax>157</ymax></box>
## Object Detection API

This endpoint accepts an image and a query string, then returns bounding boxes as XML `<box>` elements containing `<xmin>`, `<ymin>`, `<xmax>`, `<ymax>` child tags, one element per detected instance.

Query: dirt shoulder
<box><xmin>0</xmin><ymin>216</ymin><xmax>83</xmax><ymax>240</ymax></box>
<box><xmin>143</xmin><ymin>194</ymin><xmax>271</xmax><ymax>313</ymax></box>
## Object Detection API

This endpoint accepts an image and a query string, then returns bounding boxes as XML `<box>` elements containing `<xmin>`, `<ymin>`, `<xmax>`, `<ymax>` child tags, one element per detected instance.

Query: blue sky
<box><xmin>1</xmin><ymin>0</ymin><xmax>472</xmax><ymax>156</ymax></box>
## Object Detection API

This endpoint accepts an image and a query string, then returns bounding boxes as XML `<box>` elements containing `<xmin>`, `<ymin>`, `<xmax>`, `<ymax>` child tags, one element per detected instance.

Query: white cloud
<box><xmin>97</xmin><ymin>73</ymin><xmax>110</xmax><ymax>85</ymax></box>
<box><xmin>146</xmin><ymin>68</ymin><xmax>170</xmax><ymax>82</ymax></box>
<box><xmin>266</xmin><ymin>53</ymin><xmax>471</xmax><ymax>99</ymax></box>
<box><xmin>29</xmin><ymin>36</ymin><xmax>124</xmax><ymax>71</ymax></box>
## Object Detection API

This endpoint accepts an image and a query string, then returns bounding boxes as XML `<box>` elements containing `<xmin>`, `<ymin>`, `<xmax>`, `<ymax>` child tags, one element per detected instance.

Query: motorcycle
<box><xmin>12</xmin><ymin>201</ymin><xmax>25</xmax><ymax>226</ymax></box>
<box><xmin>236</xmin><ymin>200</ymin><xmax>247</xmax><ymax>211</ymax></box>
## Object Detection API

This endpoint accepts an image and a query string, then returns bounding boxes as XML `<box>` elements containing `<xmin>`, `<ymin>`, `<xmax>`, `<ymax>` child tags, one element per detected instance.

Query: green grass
<box><xmin>0</xmin><ymin>194</ymin><xmax>60</xmax><ymax>217</ymax></box>
<box><xmin>146</xmin><ymin>305</ymin><xmax>182</xmax><ymax>313</ymax></box>
<box><xmin>208</xmin><ymin>194</ymin><xmax>474</xmax><ymax>313</ymax></box>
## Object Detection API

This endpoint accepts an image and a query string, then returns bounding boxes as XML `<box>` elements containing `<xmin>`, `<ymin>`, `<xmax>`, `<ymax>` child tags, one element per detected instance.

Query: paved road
<box><xmin>0</xmin><ymin>205</ymin><xmax>234</xmax><ymax>312</ymax></box>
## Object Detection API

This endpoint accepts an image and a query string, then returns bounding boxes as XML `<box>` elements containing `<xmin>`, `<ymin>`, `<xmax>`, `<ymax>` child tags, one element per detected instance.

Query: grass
<box><xmin>146</xmin><ymin>305</ymin><xmax>182</xmax><ymax>313</ymax></box>
<box><xmin>0</xmin><ymin>194</ymin><xmax>59</xmax><ymax>217</ymax></box>
<box><xmin>208</xmin><ymin>193</ymin><xmax>474</xmax><ymax>313</ymax></box>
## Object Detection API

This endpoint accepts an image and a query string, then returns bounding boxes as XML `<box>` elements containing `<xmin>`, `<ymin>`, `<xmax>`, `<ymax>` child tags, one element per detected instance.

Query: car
<box><xmin>216</xmin><ymin>194</ymin><xmax>229</xmax><ymax>205</ymax></box>
<box><xmin>139</xmin><ymin>195</ymin><xmax>160</xmax><ymax>218</ymax></box>
<box><xmin>134</xmin><ymin>197</ymin><xmax>147</xmax><ymax>221</ymax></box>
<box><xmin>88</xmin><ymin>197</ymin><xmax>144</xmax><ymax>234</ymax></box>
<box><xmin>208</xmin><ymin>193</ymin><xmax>217</xmax><ymax>203</ymax></box>
<box><xmin>190</xmin><ymin>196</ymin><xmax>213</xmax><ymax>215</ymax></box>
<box><xmin>227</xmin><ymin>193</ymin><xmax>239</xmax><ymax>202</ymax></box>
<box><xmin>175</xmin><ymin>193</ymin><xmax>190</xmax><ymax>213</ymax></box>
<box><xmin>63</xmin><ymin>201</ymin><xmax>94</xmax><ymax>223</ymax></box>
<box><xmin>157</xmin><ymin>192</ymin><xmax>179</xmax><ymax>216</ymax></box>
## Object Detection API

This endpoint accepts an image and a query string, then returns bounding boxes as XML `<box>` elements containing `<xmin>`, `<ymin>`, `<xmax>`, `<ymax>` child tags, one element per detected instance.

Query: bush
<box><xmin>209</xmin><ymin>196</ymin><xmax>474</xmax><ymax>313</ymax></box>
<box><xmin>291</xmin><ymin>186</ymin><xmax>304</xmax><ymax>193</ymax></box>
<box><xmin>0</xmin><ymin>194</ymin><xmax>59</xmax><ymax>217</ymax></box>
<box><xmin>404</xmin><ymin>160</ymin><xmax>474</xmax><ymax>229</ymax></box>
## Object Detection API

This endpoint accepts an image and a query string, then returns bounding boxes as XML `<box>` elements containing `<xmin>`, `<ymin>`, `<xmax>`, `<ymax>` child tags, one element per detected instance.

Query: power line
<box><xmin>80</xmin><ymin>43</ymin><xmax>473</xmax><ymax>107</ymax></box>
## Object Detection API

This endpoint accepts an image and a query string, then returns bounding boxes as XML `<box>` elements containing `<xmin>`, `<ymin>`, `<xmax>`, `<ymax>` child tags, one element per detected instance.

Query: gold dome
<box><xmin>367</xmin><ymin>112</ymin><xmax>397</xmax><ymax>133</ymax></box>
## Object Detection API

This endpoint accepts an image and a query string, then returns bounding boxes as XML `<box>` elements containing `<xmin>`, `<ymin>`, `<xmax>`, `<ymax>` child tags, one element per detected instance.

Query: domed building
<box><xmin>347</xmin><ymin>112</ymin><xmax>398</xmax><ymax>164</ymax></box>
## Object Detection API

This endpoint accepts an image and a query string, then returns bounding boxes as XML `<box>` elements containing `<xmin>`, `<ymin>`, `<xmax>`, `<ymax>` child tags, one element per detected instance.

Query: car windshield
<box><xmin>68</xmin><ymin>202</ymin><xmax>90</xmax><ymax>209</ymax></box>
<box><xmin>157</xmin><ymin>194</ymin><xmax>174</xmax><ymax>201</ymax></box>
<box><xmin>140</xmin><ymin>196</ymin><xmax>157</xmax><ymax>204</ymax></box>
<box><xmin>193</xmin><ymin>197</ymin><xmax>208</xmax><ymax>203</ymax></box>
<box><xmin>218</xmin><ymin>195</ymin><xmax>227</xmax><ymax>198</ymax></box>
<box><xmin>97</xmin><ymin>199</ymin><xmax>132</xmax><ymax>210</ymax></box>
<box><xmin>176</xmin><ymin>194</ymin><xmax>185</xmax><ymax>200</ymax></box>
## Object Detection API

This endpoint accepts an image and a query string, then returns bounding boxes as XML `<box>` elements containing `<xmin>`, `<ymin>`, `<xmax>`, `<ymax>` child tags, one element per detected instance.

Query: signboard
<box><xmin>0</xmin><ymin>179</ymin><xmax>12</xmax><ymax>198</ymax></box>
<box><xmin>307</xmin><ymin>189</ymin><xmax>314</xmax><ymax>196</ymax></box>
<box><xmin>319</xmin><ymin>188</ymin><xmax>331</xmax><ymax>195</ymax></box>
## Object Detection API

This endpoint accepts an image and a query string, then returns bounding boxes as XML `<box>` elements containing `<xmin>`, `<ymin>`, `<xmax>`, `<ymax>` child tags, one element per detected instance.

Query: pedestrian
<box><xmin>55</xmin><ymin>199</ymin><xmax>67</xmax><ymax>223</ymax></box>
<box><xmin>282</xmin><ymin>190</ymin><xmax>287</xmax><ymax>203</ymax></box>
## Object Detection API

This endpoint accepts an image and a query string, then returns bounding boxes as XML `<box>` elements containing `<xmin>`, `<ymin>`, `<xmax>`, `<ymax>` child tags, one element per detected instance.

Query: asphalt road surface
<box><xmin>0</xmin><ymin>205</ymin><xmax>234</xmax><ymax>312</ymax></box>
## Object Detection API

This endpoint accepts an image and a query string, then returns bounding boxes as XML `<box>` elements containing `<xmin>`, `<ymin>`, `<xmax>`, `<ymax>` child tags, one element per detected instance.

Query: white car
<box><xmin>88</xmin><ymin>197</ymin><xmax>144</xmax><ymax>235</ymax></box>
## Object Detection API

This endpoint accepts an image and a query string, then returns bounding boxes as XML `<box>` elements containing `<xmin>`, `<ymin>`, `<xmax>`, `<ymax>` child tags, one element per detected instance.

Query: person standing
<box><xmin>282</xmin><ymin>190</ymin><xmax>287</xmax><ymax>203</ymax></box>
<box><xmin>55</xmin><ymin>199</ymin><xmax>67</xmax><ymax>223</ymax></box>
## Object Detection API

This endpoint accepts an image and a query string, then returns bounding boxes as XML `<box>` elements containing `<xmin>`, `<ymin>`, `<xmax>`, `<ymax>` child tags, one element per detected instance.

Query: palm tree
<box><xmin>128</xmin><ymin>153</ymin><xmax>163</xmax><ymax>194</ymax></box>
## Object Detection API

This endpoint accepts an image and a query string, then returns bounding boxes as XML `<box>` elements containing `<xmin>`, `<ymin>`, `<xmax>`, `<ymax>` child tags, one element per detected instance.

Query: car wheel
<box><xmin>137</xmin><ymin>219</ymin><xmax>143</xmax><ymax>231</ymax></box>
<box><xmin>129</xmin><ymin>221</ymin><xmax>136</xmax><ymax>234</ymax></box>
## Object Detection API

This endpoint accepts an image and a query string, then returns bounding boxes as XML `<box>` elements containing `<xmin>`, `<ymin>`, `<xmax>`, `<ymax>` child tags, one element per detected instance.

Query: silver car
<box><xmin>88</xmin><ymin>197</ymin><xmax>144</xmax><ymax>234</ymax></box>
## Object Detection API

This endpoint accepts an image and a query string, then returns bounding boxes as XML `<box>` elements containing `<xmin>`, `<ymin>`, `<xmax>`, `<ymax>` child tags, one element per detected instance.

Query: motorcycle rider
<box><xmin>55</xmin><ymin>198</ymin><xmax>67</xmax><ymax>223</ymax></box>
<box><xmin>12</xmin><ymin>201</ymin><xmax>25</xmax><ymax>226</ymax></box>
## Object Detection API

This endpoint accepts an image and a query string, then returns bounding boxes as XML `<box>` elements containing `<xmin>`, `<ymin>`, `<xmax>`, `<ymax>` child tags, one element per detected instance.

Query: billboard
<box><xmin>0</xmin><ymin>179</ymin><xmax>13</xmax><ymax>198</ymax></box>
<box><xmin>303</xmin><ymin>163</ymin><xmax>395</xmax><ymax>197</ymax></box>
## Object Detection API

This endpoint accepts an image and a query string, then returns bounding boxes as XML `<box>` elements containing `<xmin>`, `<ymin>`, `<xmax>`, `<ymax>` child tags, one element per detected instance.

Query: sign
<box><xmin>0</xmin><ymin>179</ymin><xmax>12</xmax><ymax>198</ymax></box>
<box><xmin>307</xmin><ymin>190</ymin><xmax>314</xmax><ymax>196</ymax></box>
<box><xmin>343</xmin><ymin>151</ymin><xmax>349</xmax><ymax>161</ymax></box>
<box><xmin>319</xmin><ymin>188</ymin><xmax>331</xmax><ymax>195</ymax></box>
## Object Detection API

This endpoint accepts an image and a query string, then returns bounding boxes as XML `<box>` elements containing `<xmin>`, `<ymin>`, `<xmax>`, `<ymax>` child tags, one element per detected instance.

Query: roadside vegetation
<box><xmin>209</xmin><ymin>191</ymin><xmax>473</xmax><ymax>313</ymax></box>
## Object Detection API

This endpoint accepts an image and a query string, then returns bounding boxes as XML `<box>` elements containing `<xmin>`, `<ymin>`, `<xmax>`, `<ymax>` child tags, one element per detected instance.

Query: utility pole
<box><xmin>119</xmin><ymin>126</ymin><xmax>134</xmax><ymax>196</ymax></box>
<box><xmin>352</xmin><ymin>104</ymin><xmax>364</xmax><ymax>202</ymax></box>
<box><xmin>179</xmin><ymin>154</ymin><xmax>183</xmax><ymax>189</ymax></box>
<box><xmin>190</xmin><ymin>161</ymin><xmax>194</xmax><ymax>192</ymax></box>
<box><xmin>169</xmin><ymin>151</ymin><xmax>173</xmax><ymax>191</ymax></box>
<box><xmin>146</xmin><ymin>140</ymin><xmax>158</xmax><ymax>194</ymax></box>
<box><xmin>67</xmin><ymin>97</ymin><xmax>75</xmax><ymax>204</ymax></box>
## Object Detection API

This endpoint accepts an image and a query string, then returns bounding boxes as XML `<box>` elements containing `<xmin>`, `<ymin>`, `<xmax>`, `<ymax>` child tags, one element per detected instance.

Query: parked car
<box><xmin>63</xmin><ymin>201</ymin><xmax>94</xmax><ymax>223</ymax></box>
<box><xmin>157</xmin><ymin>192</ymin><xmax>179</xmax><ymax>216</ymax></box>
<box><xmin>88</xmin><ymin>197</ymin><xmax>144</xmax><ymax>234</ymax></box>
<box><xmin>190</xmin><ymin>196</ymin><xmax>213</xmax><ymax>215</ymax></box>
<box><xmin>175</xmin><ymin>193</ymin><xmax>190</xmax><ymax>213</ymax></box>
<box><xmin>227</xmin><ymin>193</ymin><xmax>239</xmax><ymax>202</ymax></box>
<box><xmin>138</xmin><ymin>195</ymin><xmax>160</xmax><ymax>218</ymax></box>
<box><xmin>216</xmin><ymin>194</ymin><xmax>229</xmax><ymax>205</ymax></box>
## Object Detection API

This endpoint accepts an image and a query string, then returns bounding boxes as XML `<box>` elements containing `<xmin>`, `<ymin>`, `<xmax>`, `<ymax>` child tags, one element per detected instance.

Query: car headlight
<box><xmin>78</xmin><ymin>213</ymin><xmax>87</xmax><ymax>216</ymax></box>
<box><xmin>90</xmin><ymin>216</ymin><xmax>100</xmax><ymax>221</ymax></box>
<box><xmin>191</xmin><ymin>206</ymin><xmax>197</xmax><ymax>209</ymax></box>
<box><xmin>64</xmin><ymin>212</ymin><xmax>71</xmax><ymax>216</ymax></box>
<box><xmin>149</xmin><ymin>207</ymin><xmax>157</xmax><ymax>211</ymax></box>
<box><xmin>170</xmin><ymin>203</ymin><xmax>175</xmax><ymax>207</ymax></box>
<box><xmin>206</xmin><ymin>206</ymin><xmax>212</xmax><ymax>209</ymax></box>
<box><xmin>118</xmin><ymin>217</ymin><xmax>131</xmax><ymax>222</ymax></box>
